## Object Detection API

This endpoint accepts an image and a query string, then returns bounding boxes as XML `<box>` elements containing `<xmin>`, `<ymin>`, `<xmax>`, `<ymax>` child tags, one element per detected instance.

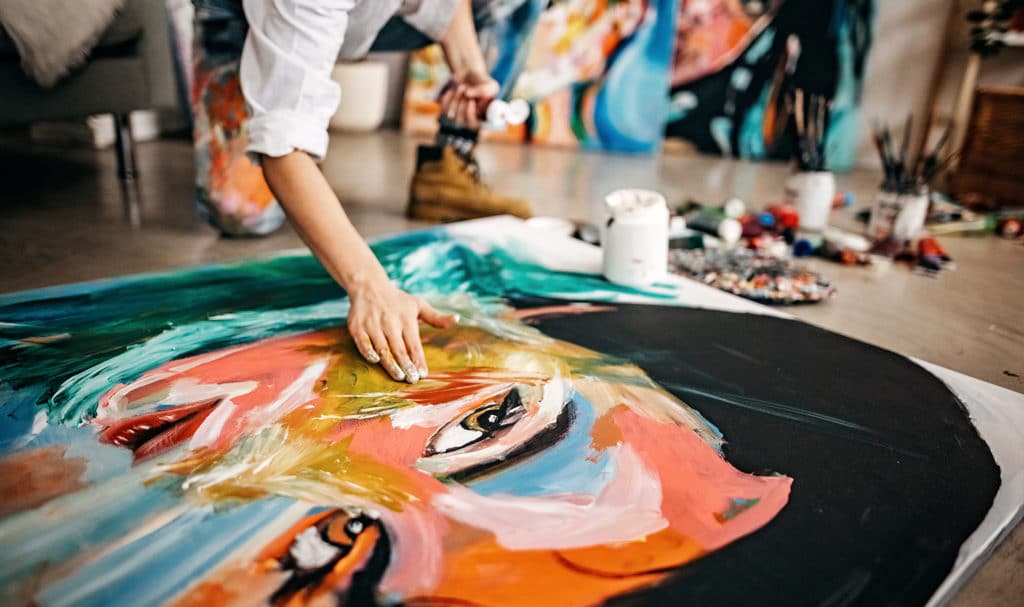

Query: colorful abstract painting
<box><xmin>403</xmin><ymin>0</ymin><xmax>679</xmax><ymax>153</ymax></box>
<box><xmin>1</xmin><ymin>218</ymin><xmax>1022</xmax><ymax>606</ymax></box>
<box><xmin>665</xmin><ymin>0</ymin><xmax>874</xmax><ymax>169</ymax></box>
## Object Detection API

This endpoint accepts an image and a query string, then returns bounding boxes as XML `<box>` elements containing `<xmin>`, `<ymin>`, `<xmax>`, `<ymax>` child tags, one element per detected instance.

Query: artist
<box><xmin>192</xmin><ymin>0</ymin><xmax>538</xmax><ymax>385</ymax></box>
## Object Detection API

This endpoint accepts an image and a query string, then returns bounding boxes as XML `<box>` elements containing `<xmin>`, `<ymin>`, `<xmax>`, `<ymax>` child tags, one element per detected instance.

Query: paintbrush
<box><xmin>898</xmin><ymin>115</ymin><xmax>913</xmax><ymax>186</ymax></box>
<box><xmin>917</xmin><ymin>122</ymin><xmax>953</xmax><ymax>183</ymax></box>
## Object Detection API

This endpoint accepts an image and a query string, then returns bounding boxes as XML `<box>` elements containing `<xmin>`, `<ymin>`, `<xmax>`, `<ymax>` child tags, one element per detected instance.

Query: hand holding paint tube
<box><xmin>439</xmin><ymin>80</ymin><xmax>530</xmax><ymax>130</ymax></box>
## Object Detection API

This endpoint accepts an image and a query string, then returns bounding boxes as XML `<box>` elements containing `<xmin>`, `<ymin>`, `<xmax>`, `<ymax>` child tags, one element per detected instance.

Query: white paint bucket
<box><xmin>785</xmin><ymin>171</ymin><xmax>835</xmax><ymax>231</ymax></box>
<box><xmin>601</xmin><ymin>189</ymin><xmax>669</xmax><ymax>288</ymax></box>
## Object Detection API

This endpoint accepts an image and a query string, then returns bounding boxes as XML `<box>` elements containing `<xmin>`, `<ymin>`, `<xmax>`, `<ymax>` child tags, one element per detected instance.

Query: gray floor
<box><xmin>1</xmin><ymin>129</ymin><xmax>1022</xmax><ymax>605</ymax></box>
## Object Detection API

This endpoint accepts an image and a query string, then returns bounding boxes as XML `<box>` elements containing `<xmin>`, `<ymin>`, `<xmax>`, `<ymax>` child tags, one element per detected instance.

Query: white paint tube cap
<box><xmin>484</xmin><ymin>98</ymin><xmax>530</xmax><ymax>130</ymax></box>
<box><xmin>722</xmin><ymin>197</ymin><xmax>747</xmax><ymax>219</ymax></box>
<box><xmin>717</xmin><ymin>218</ymin><xmax>743</xmax><ymax>245</ymax></box>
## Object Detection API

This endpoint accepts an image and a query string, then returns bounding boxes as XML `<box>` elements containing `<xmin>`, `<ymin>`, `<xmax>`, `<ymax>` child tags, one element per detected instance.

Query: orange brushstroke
<box><xmin>612</xmin><ymin>407</ymin><xmax>792</xmax><ymax>550</ymax></box>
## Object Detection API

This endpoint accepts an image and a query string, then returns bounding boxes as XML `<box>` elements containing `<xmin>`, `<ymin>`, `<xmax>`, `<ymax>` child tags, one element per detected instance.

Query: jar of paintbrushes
<box><xmin>868</xmin><ymin>117</ymin><xmax>953</xmax><ymax>243</ymax></box>
<box><xmin>786</xmin><ymin>90</ymin><xmax>834</xmax><ymax>231</ymax></box>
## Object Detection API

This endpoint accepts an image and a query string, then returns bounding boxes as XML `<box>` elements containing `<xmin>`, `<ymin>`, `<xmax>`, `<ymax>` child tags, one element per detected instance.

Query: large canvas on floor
<box><xmin>403</xmin><ymin>0</ymin><xmax>678</xmax><ymax>153</ymax></box>
<box><xmin>1</xmin><ymin>217</ymin><xmax>1021</xmax><ymax>606</ymax></box>
<box><xmin>665</xmin><ymin>0</ymin><xmax>874</xmax><ymax>169</ymax></box>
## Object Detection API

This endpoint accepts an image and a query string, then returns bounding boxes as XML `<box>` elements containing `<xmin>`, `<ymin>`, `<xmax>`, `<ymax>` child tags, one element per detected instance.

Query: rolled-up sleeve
<box><xmin>240</xmin><ymin>0</ymin><xmax>356</xmax><ymax>161</ymax></box>
<box><xmin>400</xmin><ymin>0</ymin><xmax>459</xmax><ymax>40</ymax></box>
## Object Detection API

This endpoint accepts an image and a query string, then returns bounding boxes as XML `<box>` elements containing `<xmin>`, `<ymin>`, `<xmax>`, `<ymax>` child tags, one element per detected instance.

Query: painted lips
<box><xmin>98</xmin><ymin>399</ymin><xmax>219</xmax><ymax>460</ymax></box>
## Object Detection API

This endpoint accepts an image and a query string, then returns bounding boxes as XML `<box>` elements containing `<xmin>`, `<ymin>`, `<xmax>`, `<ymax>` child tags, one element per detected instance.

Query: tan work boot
<box><xmin>408</xmin><ymin>145</ymin><xmax>532</xmax><ymax>222</ymax></box>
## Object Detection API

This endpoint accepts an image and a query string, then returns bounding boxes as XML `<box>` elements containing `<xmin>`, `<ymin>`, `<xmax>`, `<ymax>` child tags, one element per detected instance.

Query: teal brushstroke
<box><xmin>710</xmin><ymin>117</ymin><xmax>734</xmax><ymax>156</ymax></box>
<box><xmin>743</xmin><ymin>27</ymin><xmax>776</xmax><ymax>64</ymax></box>
<box><xmin>719</xmin><ymin>497</ymin><xmax>761</xmax><ymax>520</ymax></box>
<box><xmin>738</xmin><ymin>78</ymin><xmax>773</xmax><ymax>159</ymax></box>
<box><xmin>826</xmin><ymin>12</ymin><xmax>863</xmax><ymax>170</ymax></box>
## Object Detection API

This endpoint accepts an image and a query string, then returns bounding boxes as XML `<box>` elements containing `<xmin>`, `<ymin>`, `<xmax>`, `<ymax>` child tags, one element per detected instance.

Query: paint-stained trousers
<box><xmin>192</xmin><ymin>0</ymin><xmax>543</xmax><ymax>236</ymax></box>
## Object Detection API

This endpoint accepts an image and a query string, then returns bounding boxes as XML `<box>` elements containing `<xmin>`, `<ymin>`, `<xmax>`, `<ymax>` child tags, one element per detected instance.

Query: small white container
<box><xmin>868</xmin><ymin>186</ymin><xmax>928</xmax><ymax>243</ymax></box>
<box><xmin>329</xmin><ymin>62</ymin><xmax>389</xmax><ymax>132</ymax></box>
<box><xmin>892</xmin><ymin>189</ymin><xmax>929</xmax><ymax>242</ymax></box>
<box><xmin>785</xmin><ymin>171</ymin><xmax>836</xmax><ymax>231</ymax></box>
<box><xmin>601</xmin><ymin>189</ymin><xmax>669</xmax><ymax>288</ymax></box>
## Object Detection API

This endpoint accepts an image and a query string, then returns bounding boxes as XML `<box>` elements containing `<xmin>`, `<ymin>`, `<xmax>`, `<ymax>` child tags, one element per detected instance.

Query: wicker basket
<box><xmin>951</xmin><ymin>87</ymin><xmax>1024</xmax><ymax>207</ymax></box>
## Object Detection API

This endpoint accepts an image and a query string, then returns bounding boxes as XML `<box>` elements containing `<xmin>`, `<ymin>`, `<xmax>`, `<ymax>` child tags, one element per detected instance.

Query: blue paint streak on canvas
<box><xmin>468</xmin><ymin>393</ymin><xmax>611</xmax><ymax>497</ymax></box>
<box><xmin>0</xmin><ymin>477</ymin><xmax>180</xmax><ymax>588</ymax></box>
<box><xmin>825</xmin><ymin>8</ymin><xmax>863</xmax><ymax>170</ymax></box>
<box><xmin>743</xmin><ymin>27</ymin><xmax>776</xmax><ymax>63</ymax></box>
<box><xmin>22</xmin><ymin>425</ymin><xmax>132</xmax><ymax>484</ymax></box>
<box><xmin>0</xmin><ymin>384</ymin><xmax>44</xmax><ymax>451</ymax></box>
<box><xmin>593</xmin><ymin>0</ymin><xmax>677</xmax><ymax>153</ymax></box>
<box><xmin>38</xmin><ymin>498</ymin><xmax>293</xmax><ymax>607</ymax></box>
<box><xmin>738</xmin><ymin>80</ymin><xmax>772</xmax><ymax>159</ymax></box>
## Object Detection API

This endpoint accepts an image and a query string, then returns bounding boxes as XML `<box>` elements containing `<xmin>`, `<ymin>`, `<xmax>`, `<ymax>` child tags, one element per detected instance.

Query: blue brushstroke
<box><xmin>744</xmin><ymin>27</ymin><xmax>776</xmax><ymax>64</ymax></box>
<box><xmin>710</xmin><ymin>117</ymin><xmax>734</xmax><ymax>156</ymax></box>
<box><xmin>38</xmin><ymin>498</ymin><xmax>294</xmax><ymax>607</ymax></box>
<box><xmin>592</xmin><ymin>0</ymin><xmax>678</xmax><ymax>152</ymax></box>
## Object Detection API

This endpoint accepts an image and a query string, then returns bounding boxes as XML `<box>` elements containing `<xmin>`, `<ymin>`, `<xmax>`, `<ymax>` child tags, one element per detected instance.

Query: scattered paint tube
<box><xmin>822</xmin><ymin>226</ymin><xmax>873</xmax><ymax>265</ymax></box>
<box><xmin>823</xmin><ymin>227</ymin><xmax>871</xmax><ymax>254</ymax></box>
<box><xmin>765</xmin><ymin>203</ymin><xmax>801</xmax><ymax>230</ymax></box>
<box><xmin>996</xmin><ymin>217</ymin><xmax>1022</xmax><ymax>239</ymax></box>
<box><xmin>915</xmin><ymin>237</ymin><xmax>955</xmax><ymax>275</ymax></box>
<box><xmin>686</xmin><ymin>209</ymin><xmax>742</xmax><ymax>245</ymax></box>
<box><xmin>670</xmin><ymin>229</ymin><xmax>719</xmax><ymax>250</ymax></box>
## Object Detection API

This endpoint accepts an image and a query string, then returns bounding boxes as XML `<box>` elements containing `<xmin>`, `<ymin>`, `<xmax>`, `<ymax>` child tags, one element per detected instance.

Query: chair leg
<box><xmin>114</xmin><ymin>112</ymin><xmax>137</xmax><ymax>181</ymax></box>
<box><xmin>114</xmin><ymin>112</ymin><xmax>141</xmax><ymax>227</ymax></box>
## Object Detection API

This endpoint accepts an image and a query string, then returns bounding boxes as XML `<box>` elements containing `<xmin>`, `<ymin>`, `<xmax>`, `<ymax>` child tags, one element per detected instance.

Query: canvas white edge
<box><xmin>914</xmin><ymin>361</ymin><xmax>1024</xmax><ymax>607</ymax></box>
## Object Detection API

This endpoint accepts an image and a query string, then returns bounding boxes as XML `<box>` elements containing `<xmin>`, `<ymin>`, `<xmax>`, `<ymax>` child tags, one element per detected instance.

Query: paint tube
<box><xmin>822</xmin><ymin>227</ymin><xmax>871</xmax><ymax>255</ymax></box>
<box><xmin>481</xmin><ymin>98</ymin><xmax>530</xmax><ymax>130</ymax></box>
<box><xmin>685</xmin><ymin>209</ymin><xmax>742</xmax><ymax>245</ymax></box>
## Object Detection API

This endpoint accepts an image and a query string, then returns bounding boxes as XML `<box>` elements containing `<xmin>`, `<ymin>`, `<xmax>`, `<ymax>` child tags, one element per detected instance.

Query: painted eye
<box><xmin>425</xmin><ymin>389</ymin><xmax>525</xmax><ymax>455</ymax></box>
<box><xmin>461</xmin><ymin>404</ymin><xmax>505</xmax><ymax>433</ymax></box>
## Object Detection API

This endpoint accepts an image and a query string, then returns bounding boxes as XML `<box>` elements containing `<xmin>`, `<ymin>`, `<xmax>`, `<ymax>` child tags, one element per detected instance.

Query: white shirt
<box><xmin>240</xmin><ymin>0</ymin><xmax>457</xmax><ymax>161</ymax></box>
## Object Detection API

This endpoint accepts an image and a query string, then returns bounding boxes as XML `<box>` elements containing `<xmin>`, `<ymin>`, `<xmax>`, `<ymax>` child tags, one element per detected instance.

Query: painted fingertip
<box><xmin>404</xmin><ymin>366</ymin><xmax>420</xmax><ymax>383</ymax></box>
<box><xmin>367</xmin><ymin>351</ymin><xmax>380</xmax><ymax>363</ymax></box>
<box><xmin>418</xmin><ymin>366</ymin><xmax>428</xmax><ymax>378</ymax></box>
<box><xmin>386</xmin><ymin>364</ymin><xmax>405</xmax><ymax>382</ymax></box>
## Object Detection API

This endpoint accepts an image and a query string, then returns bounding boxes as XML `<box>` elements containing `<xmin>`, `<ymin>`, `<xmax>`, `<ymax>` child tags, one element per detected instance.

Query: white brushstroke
<box><xmin>289</xmin><ymin>527</ymin><xmax>341</xmax><ymax>569</ymax></box>
<box><xmin>389</xmin><ymin>384</ymin><xmax>510</xmax><ymax>430</ymax></box>
<box><xmin>433</xmin><ymin>445</ymin><xmax>666</xmax><ymax>549</ymax></box>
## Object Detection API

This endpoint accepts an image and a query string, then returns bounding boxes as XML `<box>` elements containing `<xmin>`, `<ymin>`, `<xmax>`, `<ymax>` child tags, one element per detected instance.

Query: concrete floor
<box><xmin>1</xmin><ymin>129</ymin><xmax>1022</xmax><ymax>604</ymax></box>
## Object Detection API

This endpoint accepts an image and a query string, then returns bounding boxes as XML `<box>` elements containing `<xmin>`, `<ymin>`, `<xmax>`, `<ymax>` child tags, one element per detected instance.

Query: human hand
<box><xmin>439</xmin><ymin>71</ymin><xmax>500</xmax><ymax>129</ymax></box>
<box><xmin>346</xmin><ymin>280</ymin><xmax>456</xmax><ymax>383</ymax></box>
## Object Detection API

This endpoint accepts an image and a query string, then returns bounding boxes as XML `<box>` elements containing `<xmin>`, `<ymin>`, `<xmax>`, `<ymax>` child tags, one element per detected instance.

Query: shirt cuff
<box><xmin>401</xmin><ymin>0</ymin><xmax>459</xmax><ymax>40</ymax></box>
<box><xmin>245</xmin><ymin>110</ymin><xmax>331</xmax><ymax>163</ymax></box>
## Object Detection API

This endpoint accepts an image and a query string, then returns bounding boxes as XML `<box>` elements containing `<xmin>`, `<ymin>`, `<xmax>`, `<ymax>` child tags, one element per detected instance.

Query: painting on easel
<box><xmin>1</xmin><ymin>218</ymin><xmax>1021</xmax><ymax>606</ymax></box>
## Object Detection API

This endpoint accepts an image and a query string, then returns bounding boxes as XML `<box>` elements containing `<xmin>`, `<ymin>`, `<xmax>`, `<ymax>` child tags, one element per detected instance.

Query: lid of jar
<box><xmin>604</xmin><ymin>189</ymin><xmax>667</xmax><ymax>221</ymax></box>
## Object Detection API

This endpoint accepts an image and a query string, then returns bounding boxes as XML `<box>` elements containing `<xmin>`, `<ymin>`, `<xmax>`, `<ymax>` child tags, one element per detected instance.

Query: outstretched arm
<box><xmin>239</xmin><ymin>0</ymin><xmax>453</xmax><ymax>383</ymax></box>
<box><xmin>261</xmin><ymin>155</ymin><xmax>453</xmax><ymax>385</ymax></box>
